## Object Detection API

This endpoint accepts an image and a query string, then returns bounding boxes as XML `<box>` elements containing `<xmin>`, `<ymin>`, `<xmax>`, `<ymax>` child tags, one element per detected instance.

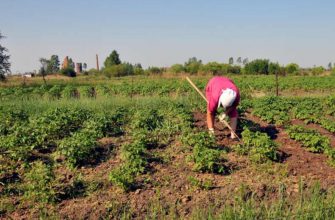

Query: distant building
<box><xmin>22</xmin><ymin>72</ymin><xmax>35</xmax><ymax>78</ymax></box>
<box><xmin>76</xmin><ymin>63</ymin><xmax>83</xmax><ymax>74</ymax></box>
<box><xmin>62</xmin><ymin>56</ymin><xmax>69</xmax><ymax>69</ymax></box>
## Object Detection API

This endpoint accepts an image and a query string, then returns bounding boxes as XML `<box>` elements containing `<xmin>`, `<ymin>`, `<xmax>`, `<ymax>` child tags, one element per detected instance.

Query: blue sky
<box><xmin>1</xmin><ymin>0</ymin><xmax>335</xmax><ymax>73</ymax></box>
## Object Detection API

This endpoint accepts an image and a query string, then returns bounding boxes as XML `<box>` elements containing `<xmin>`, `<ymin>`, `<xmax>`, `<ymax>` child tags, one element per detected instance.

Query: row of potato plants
<box><xmin>252</xmin><ymin>96</ymin><xmax>335</xmax><ymax>132</ymax></box>
<box><xmin>0</xmin><ymin>107</ymin><xmax>125</xmax><ymax>166</ymax></box>
<box><xmin>287</xmin><ymin>125</ymin><xmax>335</xmax><ymax>165</ymax></box>
<box><xmin>250</xmin><ymin>96</ymin><xmax>335</xmax><ymax>164</ymax></box>
<box><xmin>109</xmin><ymin>104</ymin><xmax>194</xmax><ymax>191</ymax></box>
<box><xmin>2</xmin><ymin>76</ymin><xmax>335</xmax><ymax>100</ymax></box>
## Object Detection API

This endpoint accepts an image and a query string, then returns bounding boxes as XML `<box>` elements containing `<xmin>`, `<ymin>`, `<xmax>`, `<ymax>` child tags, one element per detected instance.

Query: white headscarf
<box><xmin>218</xmin><ymin>88</ymin><xmax>237</xmax><ymax>109</ymax></box>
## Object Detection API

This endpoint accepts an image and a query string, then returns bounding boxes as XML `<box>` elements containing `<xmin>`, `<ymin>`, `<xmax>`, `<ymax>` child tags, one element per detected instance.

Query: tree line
<box><xmin>1</xmin><ymin>30</ymin><xmax>335</xmax><ymax>81</ymax></box>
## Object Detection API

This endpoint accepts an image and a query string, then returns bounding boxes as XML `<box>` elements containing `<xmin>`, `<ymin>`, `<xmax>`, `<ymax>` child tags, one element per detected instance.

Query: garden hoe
<box><xmin>186</xmin><ymin>77</ymin><xmax>241</xmax><ymax>142</ymax></box>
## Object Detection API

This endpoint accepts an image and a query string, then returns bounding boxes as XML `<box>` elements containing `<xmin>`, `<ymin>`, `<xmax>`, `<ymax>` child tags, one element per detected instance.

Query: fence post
<box><xmin>276</xmin><ymin>71</ymin><xmax>279</xmax><ymax>96</ymax></box>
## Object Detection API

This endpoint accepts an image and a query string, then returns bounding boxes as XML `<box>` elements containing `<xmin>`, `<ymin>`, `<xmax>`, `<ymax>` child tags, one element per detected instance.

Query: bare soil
<box><xmin>4</xmin><ymin>112</ymin><xmax>335</xmax><ymax>220</ymax></box>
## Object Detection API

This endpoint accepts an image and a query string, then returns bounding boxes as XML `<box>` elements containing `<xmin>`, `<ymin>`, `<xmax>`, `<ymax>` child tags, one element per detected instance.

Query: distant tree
<box><xmin>201</xmin><ymin>62</ymin><xmax>223</xmax><ymax>75</ymax></box>
<box><xmin>83</xmin><ymin>63</ymin><xmax>87</xmax><ymax>71</ymax></box>
<box><xmin>104</xmin><ymin>50</ymin><xmax>121</xmax><ymax>68</ymax></box>
<box><xmin>311</xmin><ymin>66</ymin><xmax>325</xmax><ymax>76</ymax></box>
<box><xmin>242</xmin><ymin>58</ymin><xmax>249</xmax><ymax>65</ymax></box>
<box><xmin>170</xmin><ymin>64</ymin><xmax>185</xmax><ymax>74</ymax></box>
<box><xmin>328</xmin><ymin>62</ymin><xmax>332</xmax><ymax>71</ymax></box>
<box><xmin>229</xmin><ymin>57</ymin><xmax>234</xmax><ymax>65</ymax></box>
<box><xmin>236</xmin><ymin>57</ymin><xmax>242</xmax><ymax>65</ymax></box>
<box><xmin>134</xmin><ymin>63</ymin><xmax>144</xmax><ymax>75</ymax></box>
<box><xmin>60</xmin><ymin>67</ymin><xmax>76</xmax><ymax>77</ymax></box>
<box><xmin>134</xmin><ymin>63</ymin><xmax>142</xmax><ymax>69</ymax></box>
<box><xmin>244</xmin><ymin>59</ymin><xmax>270</xmax><ymax>74</ymax></box>
<box><xmin>268</xmin><ymin>62</ymin><xmax>281</xmax><ymax>75</ymax></box>
<box><xmin>68</xmin><ymin>58</ymin><xmax>75</xmax><ymax>69</ymax></box>
<box><xmin>48</xmin><ymin>55</ymin><xmax>60</xmax><ymax>73</ymax></box>
<box><xmin>146</xmin><ymin>66</ymin><xmax>163</xmax><ymax>75</ymax></box>
<box><xmin>0</xmin><ymin>32</ymin><xmax>11</xmax><ymax>81</ymax></box>
<box><xmin>184</xmin><ymin>57</ymin><xmax>202</xmax><ymax>74</ymax></box>
<box><xmin>285</xmin><ymin>63</ymin><xmax>299</xmax><ymax>75</ymax></box>
<box><xmin>39</xmin><ymin>58</ymin><xmax>49</xmax><ymax>84</ymax></box>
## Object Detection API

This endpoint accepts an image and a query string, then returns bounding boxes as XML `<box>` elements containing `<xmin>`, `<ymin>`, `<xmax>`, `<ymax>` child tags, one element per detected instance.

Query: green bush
<box><xmin>184</xmin><ymin>57</ymin><xmax>202</xmax><ymax>74</ymax></box>
<box><xmin>60</xmin><ymin>67</ymin><xmax>76</xmax><ymax>77</ymax></box>
<box><xmin>170</xmin><ymin>64</ymin><xmax>185</xmax><ymax>74</ymax></box>
<box><xmin>103</xmin><ymin>63</ymin><xmax>134</xmax><ymax>77</ymax></box>
<box><xmin>244</xmin><ymin>59</ymin><xmax>270</xmax><ymax>74</ymax></box>
<box><xmin>285</xmin><ymin>63</ymin><xmax>300</xmax><ymax>75</ymax></box>
<box><xmin>146</xmin><ymin>66</ymin><xmax>163</xmax><ymax>75</ymax></box>
<box><xmin>311</xmin><ymin>66</ymin><xmax>325</xmax><ymax>76</ymax></box>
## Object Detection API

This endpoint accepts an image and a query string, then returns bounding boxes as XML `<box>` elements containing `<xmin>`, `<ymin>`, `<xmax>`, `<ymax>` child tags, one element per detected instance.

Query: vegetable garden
<box><xmin>1</xmin><ymin>75</ymin><xmax>335</xmax><ymax>219</ymax></box>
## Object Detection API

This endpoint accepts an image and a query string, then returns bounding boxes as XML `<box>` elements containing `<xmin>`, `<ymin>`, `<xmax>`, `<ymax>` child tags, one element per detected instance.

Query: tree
<box><xmin>170</xmin><ymin>64</ymin><xmax>185</xmax><ymax>74</ymax></box>
<box><xmin>311</xmin><ymin>66</ymin><xmax>325</xmax><ymax>76</ymax></box>
<box><xmin>68</xmin><ymin>58</ymin><xmax>75</xmax><ymax>69</ymax></box>
<box><xmin>268</xmin><ymin>62</ymin><xmax>281</xmax><ymax>75</ymax></box>
<box><xmin>285</xmin><ymin>63</ymin><xmax>299</xmax><ymax>75</ymax></box>
<box><xmin>328</xmin><ymin>62</ymin><xmax>332</xmax><ymax>71</ymax></box>
<box><xmin>0</xmin><ymin>32</ymin><xmax>11</xmax><ymax>81</ymax></box>
<box><xmin>39</xmin><ymin>58</ymin><xmax>49</xmax><ymax>84</ymax></box>
<box><xmin>229</xmin><ymin>57</ymin><xmax>234</xmax><ymax>65</ymax></box>
<box><xmin>104</xmin><ymin>50</ymin><xmax>121</xmax><ymax>68</ymax></box>
<box><xmin>184</xmin><ymin>57</ymin><xmax>202</xmax><ymax>74</ymax></box>
<box><xmin>236</xmin><ymin>57</ymin><xmax>242</xmax><ymax>65</ymax></box>
<box><xmin>48</xmin><ymin>55</ymin><xmax>60</xmax><ymax>73</ymax></box>
<box><xmin>244</xmin><ymin>59</ymin><xmax>270</xmax><ymax>74</ymax></box>
<box><xmin>83</xmin><ymin>63</ymin><xmax>87</xmax><ymax>71</ymax></box>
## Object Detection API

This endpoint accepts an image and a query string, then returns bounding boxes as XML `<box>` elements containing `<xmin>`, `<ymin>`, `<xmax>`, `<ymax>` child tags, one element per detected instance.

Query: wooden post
<box><xmin>276</xmin><ymin>71</ymin><xmax>279</xmax><ymax>96</ymax></box>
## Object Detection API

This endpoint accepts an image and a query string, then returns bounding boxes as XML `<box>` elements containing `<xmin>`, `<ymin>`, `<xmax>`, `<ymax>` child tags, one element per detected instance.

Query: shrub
<box><xmin>170</xmin><ymin>64</ymin><xmax>185</xmax><ymax>74</ymax></box>
<box><xmin>88</xmin><ymin>68</ymin><xmax>100</xmax><ymax>75</ymax></box>
<box><xmin>103</xmin><ymin>63</ymin><xmax>134</xmax><ymax>77</ymax></box>
<box><xmin>311</xmin><ymin>66</ymin><xmax>325</xmax><ymax>76</ymax></box>
<box><xmin>285</xmin><ymin>63</ymin><xmax>300</xmax><ymax>75</ymax></box>
<box><xmin>200</xmin><ymin>62</ymin><xmax>223</xmax><ymax>75</ymax></box>
<box><xmin>60</xmin><ymin>67</ymin><xmax>76</xmax><ymax>77</ymax></box>
<box><xmin>244</xmin><ymin>59</ymin><xmax>270</xmax><ymax>74</ymax></box>
<box><xmin>146</xmin><ymin>66</ymin><xmax>163</xmax><ymax>75</ymax></box>
<box><xmin>332</xmin><ymin>68</ymin><xmax>335</xmax><ymax>76</ymax></box>
<box><xmin>184</xmin><ymin>57</ymin><xmax>202</xmax><ymax>74</ymax></box>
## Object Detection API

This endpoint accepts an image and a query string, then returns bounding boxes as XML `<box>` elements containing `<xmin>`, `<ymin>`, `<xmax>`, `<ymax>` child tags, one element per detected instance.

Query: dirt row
<box><xmin>6</xmin><ymin>111</ymin><xmax>335</xmax><ymax>220</ymax></box>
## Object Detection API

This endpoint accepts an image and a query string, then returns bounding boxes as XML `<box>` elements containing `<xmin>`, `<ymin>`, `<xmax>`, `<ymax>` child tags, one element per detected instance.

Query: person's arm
<box><xmin>207</xmin><ymin>110</ymin><xmax>215</xmax><ymax>129</ymax></box>
<box><xmin>225</xmin><ymin>106</ymin><xmax>234</xmax><ymax>116</ymax></box>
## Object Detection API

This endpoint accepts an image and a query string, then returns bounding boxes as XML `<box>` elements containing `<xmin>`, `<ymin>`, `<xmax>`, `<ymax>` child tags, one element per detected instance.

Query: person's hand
<box><xmin>218</xmin><ymin>113</ymin><xmax>227</xmax><ymax>122</ymax></box>
<box><xmin>208</xmin><ymin>128</ymin><xmax>215</xmax><ymax>136</ymax></box>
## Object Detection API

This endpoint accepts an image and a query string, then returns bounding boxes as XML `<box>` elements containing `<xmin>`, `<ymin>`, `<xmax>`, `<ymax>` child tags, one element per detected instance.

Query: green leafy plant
<box><xmin>23</xmin><ymin>161</ymin><xmax>55</xmax><ymax>204</ymax></box>
<box><xmin>183</xmin><ymin>132</ymin><xmax>226</xmax><ymax>173</ymax></box>
<box><xmin>286</xmin><ymin>125</ymin><xmax>330</xmax><ymax>153</ymax></box>
<box><xmin>236</xmin><ymin>128</ymin><xmax>277</xmax><ymax>163</ymax></box>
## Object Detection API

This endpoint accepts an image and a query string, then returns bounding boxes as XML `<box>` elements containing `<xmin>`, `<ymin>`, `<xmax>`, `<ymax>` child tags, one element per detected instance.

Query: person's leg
<box><xmin>230</xmin><ymin>117</ymin><xmax>238</xmax><ymax>139</ymax></box>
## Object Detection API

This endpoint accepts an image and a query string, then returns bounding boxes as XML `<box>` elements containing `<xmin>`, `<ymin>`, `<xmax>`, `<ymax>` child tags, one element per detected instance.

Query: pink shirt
<box><xmin>205</xmin><ymin>76</ymin><xmax>240</xmax><ymax>117</ymax></box>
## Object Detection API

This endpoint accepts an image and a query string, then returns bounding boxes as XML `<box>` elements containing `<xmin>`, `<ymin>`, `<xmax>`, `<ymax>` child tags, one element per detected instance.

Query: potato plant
<box><xmin>235</xmin><ymin>128</ymin><xmax>278</xmax><ymax>163</ymax></box>
<box><xmin>286</xmin><ymin>125</ymin><xmax>330</xmax><ymax>153</ymax></box>
<box><xmin>182</xmin><ymin>131</ymin><xmax>226</xmax><ymax>173</ymax></box>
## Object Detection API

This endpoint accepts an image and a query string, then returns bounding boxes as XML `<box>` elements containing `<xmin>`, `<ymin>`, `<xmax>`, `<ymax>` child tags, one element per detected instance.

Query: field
<box><xmin>1</xmin><ymin>74</ymin><xmax>335</xmax><ymax>219</ymax></box>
